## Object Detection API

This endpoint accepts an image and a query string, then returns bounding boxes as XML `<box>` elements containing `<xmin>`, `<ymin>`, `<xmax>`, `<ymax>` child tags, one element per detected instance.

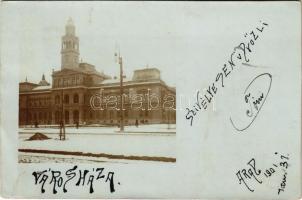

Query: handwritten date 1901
<box><xmin>236</xmin><ymin>152</ymin><xmax>290</xmax><ymax>194</ymax></box>
<box><xmin>32</xmin><ymin>165</ymin><xmax>119</xmax><ymax>194</ymax></box>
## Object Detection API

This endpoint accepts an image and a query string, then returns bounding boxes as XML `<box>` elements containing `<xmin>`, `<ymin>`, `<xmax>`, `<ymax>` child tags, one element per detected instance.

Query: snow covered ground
<box><xmin>19</xmin><ymin>124</ymin><xmax>176</xmax><ymax>164</ymax></box>
<box><xmin>18</xmin><ymin>152</ymin><xmax>153</xmax><ymax>164</ymax></box>
<box><xmin>19</xmin><ymin>124</ymin><xmax>176</xmax><ymax>134</ymax></box>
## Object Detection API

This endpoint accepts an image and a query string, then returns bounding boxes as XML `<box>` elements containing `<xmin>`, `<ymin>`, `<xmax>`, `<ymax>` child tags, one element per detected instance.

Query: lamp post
<box><xmin>167</xmin><ymin>108</ymin><xmax>171</xmax><ymax>129</ymax></box>
<box><xmin>115</xmin><ymin>52</ymin><xmax>124</xmax><ymax>132</ymax></box>
<box><xmin>60</xmin><ymin>88</ymin><xmax>66</xmax><ymax>140</ymax></box>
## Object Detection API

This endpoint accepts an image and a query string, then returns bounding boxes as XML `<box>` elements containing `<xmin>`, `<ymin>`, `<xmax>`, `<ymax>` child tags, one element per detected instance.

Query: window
<box><xmin>39</xmin><ymin>112</ymin><xmax>43</xmax><ymax>121</ymax></box>
<box><xmin>44</xmin><ymin>112</ymin><xmax>47</xmax><ymax>121</ymax></box>
<box><xmin>73</xmin><ymin>94</ymin><xmax>79</xmax><ymax>103</ymax></box>
<box><xmin>73</xmin><ymin>110</ymin><xmax>79</xmax><ymax>123</ymax></box>
<box><xmin>109</xmin><ymin>110</ymin><xmax>113</xmax><ymax>120</ymax></box>
<box><xmin>101</xmin><ymin>110</ymin><xmax>106</xmax><ymax>118</ymax></box>
<box><xmin>55</xmin><ymin>95</ymin><xmax>60</xmax><ymax>104</ymax></box>
<box><xmin>64</xmin><ymin>94</ymin><xmax>69</xmax><ymax>104</ymax></box>
<box><xmin>76</xmin><ymin>75</ymin><xmax>79</xmax><ymax>85</ymax></box>
<box><xmin>55</xmin><ymin>111</ymin><xmax>60</xmax><ymax>124</ymax></box>
<box><xmin>28</xmin><ymin>113</ymin><xmax>32</xmax><ymax>122</ymax></box>
<box><xmin>63</xmin><ymin>78</ymin><xmax>68</xmax><ymax>86</ymax></box>
<box><xmin>65</xmin><ymin>110</ymin><xmax>69</xmax><ymax>123</ymax></box>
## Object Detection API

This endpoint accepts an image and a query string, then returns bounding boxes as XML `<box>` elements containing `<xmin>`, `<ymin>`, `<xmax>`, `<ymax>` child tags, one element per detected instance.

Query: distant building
<box><xmin>19</xmin><ymin>18</ymin><xmax>176</xmax><ymax>126</ymax></box>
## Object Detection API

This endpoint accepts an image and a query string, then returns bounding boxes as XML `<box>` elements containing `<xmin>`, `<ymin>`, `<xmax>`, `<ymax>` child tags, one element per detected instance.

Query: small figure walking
<box><xmin>135</xmin><ymin>119</ymin><xmax>139</xmax><ymax>128</ymax></box>
<box><xmin>76</xmin><ymin>121</ymin><xmax>79</xmax><ymax>129</ymax></box>
<box><xmin>59</xmin><ymin>120</ymin><xmax>66</xmax><ymax>140</ymax></box>
<box><xmin>34</xmin><ymin>121</ymin><xmax>39</xmax><ymax>128</ymax></box>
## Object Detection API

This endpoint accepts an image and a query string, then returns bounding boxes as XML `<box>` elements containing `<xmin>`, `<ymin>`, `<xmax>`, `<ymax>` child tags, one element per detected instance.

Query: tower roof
<box><xmin>38</xmin><ymin>74</ymin><xmax>50</xmax><ymax>86</ymax></box>
<box><xmin>64</xmin><ymin>17</ymin><xmax>76</xmax><ymax>36</ymax></box>
<box><xmin>67</xmin><ymin>17</ymin><xmax>74</xmax><ymax>26</ymax></box>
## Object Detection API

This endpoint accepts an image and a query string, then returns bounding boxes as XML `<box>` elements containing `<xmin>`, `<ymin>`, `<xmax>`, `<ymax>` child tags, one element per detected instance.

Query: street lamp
<box><xmin>115</xmin><ymin>51</ymin><xmax>124</xmax><ymax>132</ymax></box>
<box><xmin>60</xmin><ymin>89</ymin><xmax>66</xmax><ymax>140</ymax></box>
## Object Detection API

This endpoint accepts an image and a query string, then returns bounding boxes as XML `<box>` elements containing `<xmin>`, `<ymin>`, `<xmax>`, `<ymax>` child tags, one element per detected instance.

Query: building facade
<box><xmin>19</xmin><ymin>18</ymin><xmax>176</xmax><ymax>126</ymax></box>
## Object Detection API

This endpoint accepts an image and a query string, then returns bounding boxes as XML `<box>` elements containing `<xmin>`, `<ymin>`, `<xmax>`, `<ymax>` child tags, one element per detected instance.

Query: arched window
<box><xmin>55</xmin><ymin>95</ymin><xmax>60</xmax><ymax>104</ymax></box>
<box><xmin>49</xmin><ymin>112</ymin><xmax>52</xmax><ymax>121</ymax></box>
<box><xmin>44</xmin><ymin>112</ymin><xmax>47</xmax><ymax>122</ymax></box>
<box><xmin>55</xmin><ymin>111</ymin><xmax>61</xmax><ymax>124</ymax></box>
<box><xmin>39</xmin><ymin>112</ymin><xmax>43</xmax><ymax>122</ymax></box>
<box><xmin>102</xmin><ymin>110</ymin><xmax>106</xmax><ymax>118</ymax></box>
<box><xmin>64</xmin><ymin>94</ymin><xmax>69</xmax><ymax>104</ymax></box>
<box><xmin>28</xmin><ymin>113</ymin><xmax>32</xmax><ymax>123</ymax></box>
<box><xmin>73</xmin><ymin>110</ymin><xmax>79</xmax><ymax>123</ymax></box>
<box><xmin>73</xmin><ymin>94</ymin><xmax>79</xmax><ymax>103</ymax></box>
<box><xmin>65</xmin><ymin>110</ymin><xmax>69</xmax><ymax>124</ymax></box>
<box><xmin>96</xmin><ymin>111</ymin><xmax>100</xmax><ymax>119</ymax></box>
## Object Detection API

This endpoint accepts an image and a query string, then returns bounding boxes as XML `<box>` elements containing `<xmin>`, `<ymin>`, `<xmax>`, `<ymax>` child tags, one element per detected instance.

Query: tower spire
<box><xmin>39</xmin><ymin>74</ymin><xmax>50</xmax><ymax>86</ymax></box>
<box><xmin>61</xmin><ymin>17</ymin><xmax>79</xmax><ymax>69</ymax></box>
<box><xmin>65</xmin><ymin>17</ymin><xmax>75</xmax><ymax>35</ymax></box>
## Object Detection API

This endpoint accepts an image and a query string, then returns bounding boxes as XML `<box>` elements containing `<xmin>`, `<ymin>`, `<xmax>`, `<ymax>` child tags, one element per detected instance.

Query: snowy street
<box><xmin>19</xmin><ymin>124</ymin><xmax>176</xmax><ymax>164</ymax></box>
<box><xmin>19</xmin><ymin>124</ymin><xmax>176</xmax><ymax>134</ymax></box>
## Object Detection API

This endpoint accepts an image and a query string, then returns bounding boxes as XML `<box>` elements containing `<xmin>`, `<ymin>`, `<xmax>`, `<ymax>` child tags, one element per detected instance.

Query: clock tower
<box><xmin>61</xmin><ymin>18</ymin><xmax>79</xmax><ymax>69</ymax></box>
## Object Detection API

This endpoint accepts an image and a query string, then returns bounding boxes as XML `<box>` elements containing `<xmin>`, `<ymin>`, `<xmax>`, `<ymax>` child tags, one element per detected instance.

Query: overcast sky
<box><xmin>1</xmin><ymin>2</ymin><xmax>297</xmax><ymax>89</ymax></box>
<box><xmin>1</xmin><ymin>2</ymin><xmax>200</xmax><ymax>87</ymax></box>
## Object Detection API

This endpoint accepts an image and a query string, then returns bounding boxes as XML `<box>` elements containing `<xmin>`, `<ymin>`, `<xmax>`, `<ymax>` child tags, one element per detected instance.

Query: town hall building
<box><xmin>19</xmin><ymin>18</ymin><xmax>176</xmax><ymax>126</ymax></box>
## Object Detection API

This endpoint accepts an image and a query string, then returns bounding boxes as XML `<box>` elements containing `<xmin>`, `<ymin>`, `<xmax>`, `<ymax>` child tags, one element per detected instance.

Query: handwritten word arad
<box><xmin>236</xmin><ymin>152</ymin><xmax>290</xmax><ymax>194</ymax></box>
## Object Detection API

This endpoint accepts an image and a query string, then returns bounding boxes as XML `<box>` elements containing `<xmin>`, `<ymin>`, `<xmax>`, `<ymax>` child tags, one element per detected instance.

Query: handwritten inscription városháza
<box><xmin>32</xmin><ymin>165</ymin><xmax>120</xmax><ymax>194</ymax></box>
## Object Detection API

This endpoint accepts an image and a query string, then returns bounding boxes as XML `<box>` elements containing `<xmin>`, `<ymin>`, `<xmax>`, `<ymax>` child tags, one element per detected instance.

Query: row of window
<box><xmin>54</xmin><ymin>110</ymin><xmax>79</xmax><ymax>123</ymax></box>
<box><xmin>85</xmin><ymin>109</ymin><xmax>151</xmax><ymax>120</ymax></box>
<box><xmin>62</xmin><ymin>40</ymin><xmax>78</xmax><ymax>50</ymax></box>
<box><xmin>24</xmin><ymin>94</ymin><xmax>79</xmax><ymax>107</ymax></box>
<box><xmin>28</xmin><ymin>98</ymin><xmax>51</xmax><ymax>107</ymax></box>
<box><xmin>20</xmin><ymin>110</ymin><xmax>80</xmax><ymax>124</ymax></box>
<box><xmin>55</xmin><ymin>93</ymin><xmax>79</xmax><ymax>104</ymax></box>
<box><xmin>53</xmin><ymin>76</ymin><xmax>82</xmax><ymax>87</ymax></box>
<box><xmin>26</xmin><ymin>112</ymin><xmax>52</xmax><ymax>122</ymax></box>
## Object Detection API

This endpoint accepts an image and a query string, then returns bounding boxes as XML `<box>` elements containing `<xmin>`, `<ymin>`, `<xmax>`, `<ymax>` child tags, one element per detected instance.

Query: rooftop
<box><xmin>32</xmin><ymin>85</ymin><xmax>52</xmax><ymax>91</ymax></box>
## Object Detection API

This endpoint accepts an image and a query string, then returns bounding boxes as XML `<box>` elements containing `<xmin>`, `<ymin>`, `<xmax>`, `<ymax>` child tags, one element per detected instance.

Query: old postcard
<box><xmin>0</xmin><ymin>1</ymin><xmax>301</xmax><ymax>199</ymax></box>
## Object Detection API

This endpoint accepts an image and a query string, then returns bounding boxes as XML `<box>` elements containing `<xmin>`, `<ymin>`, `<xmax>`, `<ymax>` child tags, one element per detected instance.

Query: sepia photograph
<box><xmin>18</xmin><ymin>11</ymin><xmax>176</xmax><ymax>164</ymax></box>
